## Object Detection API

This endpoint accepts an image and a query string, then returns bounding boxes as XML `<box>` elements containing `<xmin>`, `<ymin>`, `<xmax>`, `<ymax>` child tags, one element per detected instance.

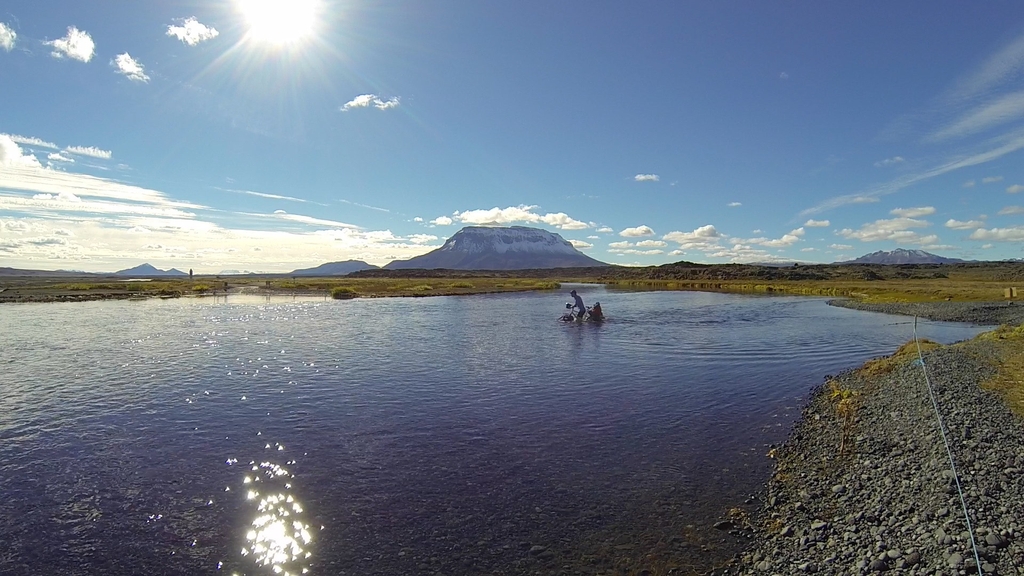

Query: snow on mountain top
<box><xmin>439</xmin><ymin>226</ymin><xmax>581</xmax><ymax>255</ymax></box>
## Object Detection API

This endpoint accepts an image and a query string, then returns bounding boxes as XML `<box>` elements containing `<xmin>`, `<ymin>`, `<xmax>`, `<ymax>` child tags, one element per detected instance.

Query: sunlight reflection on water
<box><xmin>237</xmin><ymin>454</ymin><xmax>312</xmax><ymax>576</ymax></box>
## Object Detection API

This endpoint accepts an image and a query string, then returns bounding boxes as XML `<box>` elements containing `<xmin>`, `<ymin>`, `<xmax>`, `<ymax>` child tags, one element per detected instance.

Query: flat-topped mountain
<box><xmin>114</xmin><ymin>263</ymin><xmax>188</xmax><ymax>277</ymax></box>
<box><xmin>290</xmin><ymin>260</ymin><xmax>378</xmax><ymax>276</ymax></box>
<box><xmin>385</xmin><ymin>226</ymin><xmax>608</xmax><ymax>270</ymax></box>
<box><xmin>839</xmin><ymin>249</ymin><xmax>967</xmax><ymax>265</ymax></box>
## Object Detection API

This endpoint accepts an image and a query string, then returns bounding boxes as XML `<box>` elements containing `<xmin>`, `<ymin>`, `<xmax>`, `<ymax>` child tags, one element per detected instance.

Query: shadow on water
<box><xmin>0</xmin><ymin>289</ymin><xmax>990</xmax><ymax>575</ymax></box>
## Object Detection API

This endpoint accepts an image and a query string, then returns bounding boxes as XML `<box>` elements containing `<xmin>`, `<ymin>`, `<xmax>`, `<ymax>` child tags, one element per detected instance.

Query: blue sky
<box><xmin>2</xmin><ymin>1</ymin><xmax>1024</xmax><ymax>272</ymax></box>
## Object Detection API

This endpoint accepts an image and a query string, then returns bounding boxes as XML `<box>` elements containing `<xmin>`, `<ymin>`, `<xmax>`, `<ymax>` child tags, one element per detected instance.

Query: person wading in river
<box><xmin>570</xmin><ymin>289</ymin><xmax>586</xmax><ymax>320</ymax></box>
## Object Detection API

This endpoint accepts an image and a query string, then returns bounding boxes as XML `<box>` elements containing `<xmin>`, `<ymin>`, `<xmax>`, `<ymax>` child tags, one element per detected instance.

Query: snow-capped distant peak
<box><xmin>439</xmin><ymin>226</ymin><xmax>581</xmax><ymax>255</ymax></box>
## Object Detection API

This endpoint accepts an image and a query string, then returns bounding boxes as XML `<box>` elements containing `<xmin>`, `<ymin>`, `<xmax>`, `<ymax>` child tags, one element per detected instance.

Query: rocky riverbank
<box><xmin>719</xmin><ymin>333</ymin><xmax>1024</xmax><ymax>575</ymax></box>
<box><xmin>828</xmin><ymin>299</ymin><xmax>1024</xmax><ymax>326</ymax></box>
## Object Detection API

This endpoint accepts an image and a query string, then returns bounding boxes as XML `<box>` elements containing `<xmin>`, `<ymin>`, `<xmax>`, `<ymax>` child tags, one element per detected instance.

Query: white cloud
<box><xmin>779</xmin><ymin>72</ymin><xmax>789</xmax><ymax>80</ymax></box>
<box><xmin>619</xmin><ymin>225</ymin><xmax>654</xmax><ymax>237</ymax></box>
<box><xmin>112</xmin><ymin>53</ymin><xmax>150</xmax><ymax>82</ymax></box>
<box><xmin>608</xmin><ymin>241</ymin><xmax>632</xmax><ymax>249</ymax></box>
<box><xmin>662</xmin><ymin>225</ymin><xmax>722</xmax><ymax>252</ymax></box>
<box><xmin>838</xmin><ymin>217</ymin><xmax>935</xmax><ymax>244</ymax></box>
<box><xmin>945</xmin><ymin>219</ymin><xmax>984</xmax><ymax>230</ymax></box>
<box><xmin>890</xmin><ymin>206</ymin><xmax>935</xmax><ymax>218</ymax></box>
<box><xmin>746</xmin><ymin>228</ymin><xmax>805</xmax><ymax>248</ymax></box>
<box><xmin>407</xmin><ymin>234</ymin><xmax>437</xmax><ymax>244</ymax></box>
<box><xmin>998</xmin><ymin>205</ymin><xmax>1024</xmax><ymax>215</ymax></box>
<box><xmin>413</xmin><ymin>217</ymin><xmax>423</xmax><ymax>222</ymax></box>
<box><xmin>0</xmin><ymin>22</ymin><xmax>16</xmax><ymax>51</ymax></box>
<box><xmin>969</xmin><ymin>227</ymin><xmax>1024</xmax><ymax>242</ymax></box>
<box><xmin>430</xmin><ymin>216</ymin><xmax>453</xmax><ymax>226</ymax></box>
<box><xmin>449</xmin><ymin>205</ymin><xmax>588</xmax><ymax>230</ymax></box>
<box><xmin>963</xmin><ymin>180</ymin><xmax>976</xmax><ymax>188</ymax></box>
<box><xmin>635</xmin><ymin>239</ymin><xmax>667</xmax><ymax>248</ymax></box>
<box><xmin>804</xmin><ymin>219</ymin><xmax>830</xmax><ymax>227</ymax></box>
<box><xmin>829</xmin><ymin>243</ymin><xmax>853</xmax><ymax>250</ymax></box>
<box><xmin>800</xmin><ymin>247</ymin><xmax>816</xmax><ymax>252</ymax></box>
<box><xmin>0</xmin><ymin>136</ymin><xmax>42</xmax><ymax>168</ymax></box>
<box><xmin>3</xmin><ymin>134</ymin><xmax>57</xmax><ymax>149</ymax></box>
<box><xmin>586</xmin><ymin>235</ymin><xmax>599</xmax><ymax>239</ymax></box>
<box><xmin>727</xmin><ymin>202</ymin><xmax>742</xmax><ymax>207</ymax></box>
<box><xmin>595</xmin><ymin>226</ymin><xmax>613</xmax><ymax>233</ymax></box>
<box><xmin>65</xmin><ymin>145</ymin><xmax>112</xmax><ymax>159</ymax></box>
<box><xmin>983</xmin><ymin>176</ymin><xmax>1004</xmax><ymax>184</ymax></box>
<box><xmin>1007</xmin><ymin>184</ymin><xmax>1024</xmax><ymax>194</ymax></box>
<box><xmin>633</xmin><ymin>174</ymin><xmax>659</xmax><ymax>182</ymax></box>
<box><xmin>166</xmin><ymin>17</ymin><xmax>219</xmax><ymax>46</ymax></box>
<box><xmin>982</xmin><ymin>243</ymin><xmax>994</xmax><ymax>249</ymax></box>
<box><xmin>47</xmin><ymin>152</ymin><xmax>74</xmax><ymax>163</ymax></box>
<box><xmin>568</xmin><ymin>239</ymin><xmax>592</xmax><ymax>249</ymax></box>
<box><xmin>341</xmin><ymin>94</ymin><xmax>401</xmax><ymax>111</ymax></box>
<box><xmin>874</xmin><ymin>156</ymin><xmax>905</xmax><ymax>167</ymax></box>
<box><xmin>47</xmin><ymin>26</ymin><xmax>95</xmax><ymax>62</ymax></box>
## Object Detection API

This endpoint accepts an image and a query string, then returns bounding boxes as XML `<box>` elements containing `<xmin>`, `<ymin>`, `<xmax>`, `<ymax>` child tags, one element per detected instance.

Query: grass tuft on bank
<box><xmin>976</xmin><ymin>324</ymin><xmax>1024</xmax><ymax>415</ymax></box>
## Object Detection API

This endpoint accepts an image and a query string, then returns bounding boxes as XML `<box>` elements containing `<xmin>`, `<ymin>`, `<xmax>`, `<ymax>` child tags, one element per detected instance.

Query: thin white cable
<box><xmin>912</xmin><ymin>316</ymin><xmax>983</xmax><ymax>574</ymax></box>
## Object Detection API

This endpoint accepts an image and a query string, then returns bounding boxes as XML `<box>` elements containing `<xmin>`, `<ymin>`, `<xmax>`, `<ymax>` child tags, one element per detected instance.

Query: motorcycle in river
<box><xmin>559</xmin><ymin>301</ymin><xmax>604</xmax><ymax>322</ymax></box>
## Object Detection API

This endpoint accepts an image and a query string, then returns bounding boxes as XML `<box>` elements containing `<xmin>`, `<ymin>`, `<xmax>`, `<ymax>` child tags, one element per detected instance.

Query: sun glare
<box><xmin>238</xmin><ymin>0</ymin><xmax>319</xmax><ymax>44</ymax></box>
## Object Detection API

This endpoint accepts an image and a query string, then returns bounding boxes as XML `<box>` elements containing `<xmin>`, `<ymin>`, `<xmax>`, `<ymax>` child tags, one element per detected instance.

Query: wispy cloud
<box><xmin>112</xmin><ymin>53</ymin><xmax>150</xmax><ymax>82</ymax></box>
<box><xmin>982</xmin><ymin>176</ymin><xmax>1003</xmax><ymax>184</ymax></box>
<box><xmin>890</xmin><ymin>206</ymin><xmax>935</xmax><ymax>218</ymax></box>
<box><xmin>595</xmin><ymin>226</ymin><xmax>613</xmax><ymax>233</ymax></box>
<box><xmin>874</xmin><ymin>156</ymin><xmax>905</xmax><ymax>167</ymax></box>
<box><xmin>633</xmin><ymin>174</ymin><xmax>659</xmax><ymax>182</ymax></box>
<box><xmin>963</xmin><ymin>180</ymin><xmax>976</xmax><ymax>188</ymax></box>
<box><xmin>829</xmin><ymin>243</ymin><xmax>853</xmax><ymax>250</ymax></box>
<box><xmin>64</xmin><ymin>145</ymin><xmax>112</xmax><ymax>159</ymax></box>
<box><xmin>221</xmin><ymin>188</ymin><xmax>316</xmax><ymax>204</ymax></box>
<box><xmin>1007</xmin><ymin>184</ymin><xmax>1024</xmax><ymax>194</ymax></box>
<box><xmin>266</xmin><ymin>211</ymin><xmax>359</xmax><ymax>229</ymax></box>
<box><xmin>999</xmin><ymin>205</ymin><xmax>1024</xmax><ymax>215</ymax></box>
<box><xmin>0</xmin><ymin>22</ymin><xmax>16</xmax><ymax>51</ymax></box>
<box><xmin>928</xmin><ymin>91</ymin><xmax>1024</xmax><ymax>142</ymax></box>
<box><xmin>568</xmin><ymin>239</ymin><xmax>592</xmax><ymax>249</ymax></box>
<box><xmin>166</xmin><ymin>17</ymin><xmax>219</xmax><ymax>46</ymax></box>
<box><xmin>47</xmin><ymin>26</ymin><xmax>95</xmax><ymax>62</ymax></box>
<box><xmin>727</xmin><ymin>201</ymin><xmax>742</xmax><ymax>207</ymax></box>
<box><xmin>341</xmin><ymin>94</ymin><xmax>400</xmax><ymax>111</ymax></box>
<box><xmin>779</xmin><ymin>72</ymin><xmax>789</xmax><ymax>80</ymax></box>
<box><xmin>802</xmin><ymin>129</ymin><xmax>1024</xmax><ymax>216</ymax></box>
<box><xmin>804</xmin><ymin>219</ymin><xmax>830</xmax><ymax>227</ymax></box>
<box><xmin>338</xmin><ymin>198</ymin><xmax>390</xmax><ymax>213</ymax></box>
<box><xmin>619</xmin><ymin>225</ymin><xmax>654</xmax><ymax>237</ymax></box>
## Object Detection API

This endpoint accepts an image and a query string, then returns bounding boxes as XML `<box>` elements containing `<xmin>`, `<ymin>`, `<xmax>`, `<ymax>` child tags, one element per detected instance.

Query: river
<box><xmin>0</xmin><ymin>286</ymin><xmax>989</xmax><ymax>575</ymax></box>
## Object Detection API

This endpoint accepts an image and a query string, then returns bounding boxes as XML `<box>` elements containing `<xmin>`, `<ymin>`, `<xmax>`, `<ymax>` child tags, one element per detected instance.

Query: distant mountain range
<box><xmin>289</xmin><ymin>260</ymin><xmax>378</xmax><ymax>276</ymax></box>
<box><xmin>383</xmin><ymin>226</ymin><xmax>608</xmax><ymax>270</ymax></box>
<box><xmin>114</xmin><ymin>263</ymin><xmax>188</xmax><ymax>277</ymax></box>
<box><xmin>839</xmin><ymin>249</ymin><xmax>967</xmax><ymax>265</ymax></box>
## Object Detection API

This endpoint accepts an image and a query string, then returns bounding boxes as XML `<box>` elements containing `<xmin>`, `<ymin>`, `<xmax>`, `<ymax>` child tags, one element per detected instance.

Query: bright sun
<box><xmin>238</xmin><ymin>0</ymin><xmax>319</xmax><ymax>44</ymax></box>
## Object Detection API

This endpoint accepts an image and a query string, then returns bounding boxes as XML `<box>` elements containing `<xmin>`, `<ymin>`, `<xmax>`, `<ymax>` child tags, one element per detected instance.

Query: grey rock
<box><xmin>867</xmin><ymin>558</ymin><xmax>888</xmax><ymax>571</ymax></box>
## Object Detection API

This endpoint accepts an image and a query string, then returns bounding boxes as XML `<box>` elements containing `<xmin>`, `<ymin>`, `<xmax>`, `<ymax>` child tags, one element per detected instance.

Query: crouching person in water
<box><xmin>588</xmin><ymin>301</ymin><xmax>603</xmax><ymax>321</ymax></box>
<box><xmin>570</xmin><ymin>289</ymin><xmax>586</xmax><ymax>320</ymax></box>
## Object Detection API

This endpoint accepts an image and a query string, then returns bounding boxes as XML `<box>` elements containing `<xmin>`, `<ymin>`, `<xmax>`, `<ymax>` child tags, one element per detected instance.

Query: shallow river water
<box><xmin>0</xmin><ymin>287</ymin><xmax>989</xmax><ymax>575</ymax></box>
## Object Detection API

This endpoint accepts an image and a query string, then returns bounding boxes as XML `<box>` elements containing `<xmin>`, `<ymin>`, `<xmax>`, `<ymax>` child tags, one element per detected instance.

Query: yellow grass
<box><xmin>858</xmin><ymin>339</ymin><xmax>942</xmax><ymax>377</ymax></box>
<box><xmin>975</xmin><ymin>325</ymin><xmax>1024</xmax><ymax>415</ymax></box>
<box><xmin>607</xmin><ymin>276</ymin><xmax>1016</xmax><ymax>303</ymax></box>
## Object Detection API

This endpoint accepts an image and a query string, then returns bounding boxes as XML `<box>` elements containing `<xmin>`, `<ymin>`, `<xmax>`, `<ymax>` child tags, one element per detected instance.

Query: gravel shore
<box><xmin>828</xmin><ymin>300</ymin><xmax>1024</xmax><ymax>326</ymax></box>
<box><xmin>720</xmin><ymin>334</ymin><xmax>1023</xmax><ymax>576</ymax></box>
